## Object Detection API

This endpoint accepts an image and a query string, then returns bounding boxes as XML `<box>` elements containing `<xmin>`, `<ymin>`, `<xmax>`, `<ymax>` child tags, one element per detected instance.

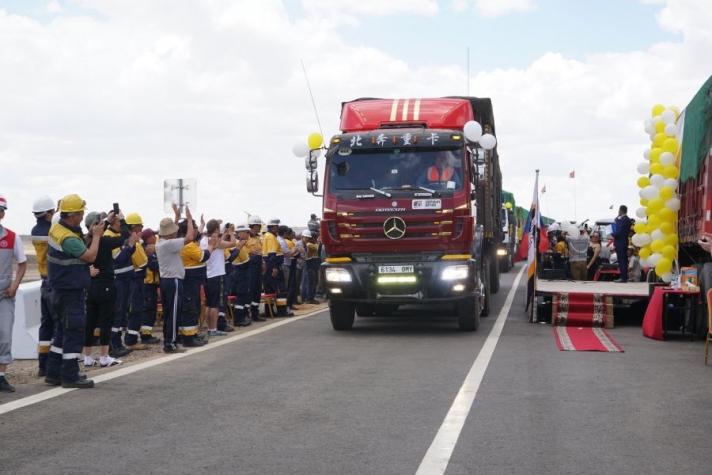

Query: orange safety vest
<box><xmin>427</xmin><ymin>166</ymin><xmax>455</xmax><ymax>182</ymax></box>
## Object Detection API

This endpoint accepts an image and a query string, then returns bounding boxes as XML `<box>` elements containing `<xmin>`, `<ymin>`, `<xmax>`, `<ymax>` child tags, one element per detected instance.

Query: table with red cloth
<box><xmin>642</xmin><ymin>286</ymin><xmax>699</xmax><ymax>340</ymax></box>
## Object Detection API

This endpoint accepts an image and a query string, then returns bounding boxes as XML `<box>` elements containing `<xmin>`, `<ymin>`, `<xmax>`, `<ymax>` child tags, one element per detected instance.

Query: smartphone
<box><xmin>113</xmin><ymin>203</ymin><xmax>120</xmax><ymax>215</ymax></box>
<box><xmin>94</xmin><ymin>214</ymin><xmax>101</xmax><ymax>225</ymax></box>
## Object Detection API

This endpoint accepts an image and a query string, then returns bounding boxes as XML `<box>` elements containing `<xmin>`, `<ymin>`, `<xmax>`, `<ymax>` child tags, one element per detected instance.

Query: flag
<box><xmin>541</xmin><ymin>185</ymin><xmax>546</xmax><ymax>194</ymax></box>
<box><xmin>518</xmin><ymin>173</ymin><xmax>548</xmax><ymax>319</ymax></box>
<box><xmin>569</xmin><ymin>170</ymin><xmax>575</xmax><ymax>179</ymax></box>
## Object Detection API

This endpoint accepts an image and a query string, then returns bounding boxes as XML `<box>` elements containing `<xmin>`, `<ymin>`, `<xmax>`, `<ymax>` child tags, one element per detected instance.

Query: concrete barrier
<box><xmin>11</xmin><ymin>281</ymin><xmax>42</xmax><ymax>360</ymax></box>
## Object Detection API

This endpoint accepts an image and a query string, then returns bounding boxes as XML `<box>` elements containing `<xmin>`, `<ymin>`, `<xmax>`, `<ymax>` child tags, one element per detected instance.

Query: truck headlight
<box><xmin>496</xmin><ymin>249</ymin><xmax>507</xmax><ymax>256</ymax></box>
<box><xmin>325</xmin><ymin>267</ymin><xmax>352</xmax><ymax>283</ymax></box>
<box><xmin>442</xmin><ymin>265</ymin><xmax>468</xmax><ymax>280</ymax></box>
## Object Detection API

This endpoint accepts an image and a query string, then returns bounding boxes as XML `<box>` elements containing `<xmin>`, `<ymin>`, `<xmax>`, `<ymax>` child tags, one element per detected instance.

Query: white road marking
<box><xmin>416</xmin><ymin>264</ymin><xmax>525</xmax><ymax>475</ymax></box>
<box><xmin>0</xmin><ymin>310</ymin><xmax>321</xmax><ymax>416</ymax></box>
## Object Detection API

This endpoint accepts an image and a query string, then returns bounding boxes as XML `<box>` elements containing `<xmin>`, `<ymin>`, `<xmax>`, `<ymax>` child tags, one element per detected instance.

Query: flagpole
<box><xmin>572</xmin><ymin>172</ymin><xmax>577</xmax><ymax>221</ymax></box>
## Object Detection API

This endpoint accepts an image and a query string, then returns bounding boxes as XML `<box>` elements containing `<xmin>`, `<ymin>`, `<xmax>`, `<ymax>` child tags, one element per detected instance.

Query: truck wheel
<box><xmin>490</xmin><ymin>253</ymin><xmax>501</xmax><ymax>294</ymax></box>
<box><xmin>481</xmin><ymin>259</ymin><xmax>491</xmax><ymax>317</ymax></box>
<box><xmin>356</xmin><ymin>304</ymin><xmax>375</xmax><ymax>317</ymax></box>
<box><xmin>457</xmin><ymin>296</ymin><xmax>480</xmax><ymax>331</ymax></box>
<box><xmin>330</xmin><ymin>301</ymin><xmax>355</xmax><ymax>330</ymax></box>
<box><xmin>500</xmin><ymin>257</ymin><xmax>509</xmax><ymax>274</ymax></box>
<box><xmin>374</xmin><ymin>304</ymin><xmax>399</xmax><ymax>316</ymax></box>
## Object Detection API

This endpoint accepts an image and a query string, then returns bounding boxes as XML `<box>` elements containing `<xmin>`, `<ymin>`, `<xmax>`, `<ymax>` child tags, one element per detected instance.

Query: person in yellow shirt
<box><xmin>124</xmin><ymin>213</ymin><xmax>150</xmax><ymax>349</ymax></box>
<box><xmin>229</xmin><ymin>223</ymin><xmax>252</xmax><ymax>326</ymax></box>
<box><xmin>246</xmin><ymin>215</ymin><xmax>265</xmax><ymax>321</ymax></box>
<box><xmin>263</xmin><ymin>218</ymin><xmax>291</xmax><ymax>317</ymax></box>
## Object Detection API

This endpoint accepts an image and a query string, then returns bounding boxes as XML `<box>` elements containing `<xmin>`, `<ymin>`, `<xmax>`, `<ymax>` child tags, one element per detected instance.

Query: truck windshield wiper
<box><xmin>413</xmin><ymin>185</ymin><xmax>436</xmax><ymax>194</ymax></box>
<box><xmin>370</xmin><ymin>187</ymin><xmax>392</xmax><ymax>198</ymax></box>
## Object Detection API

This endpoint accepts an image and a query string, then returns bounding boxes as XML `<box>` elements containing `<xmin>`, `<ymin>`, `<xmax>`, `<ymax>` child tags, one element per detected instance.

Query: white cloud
<box><xmin>1</xmin><ymin>0</ymin><xmax>712</xmax><ymax>236</ymax></box>
<box><xmin>473</xmin><ymin>0</ymin><xmax>537</xmax><ymax>18</ymax></box>
<box><xmin>46</xmin><ymin>1</ymin><xmax>62</xmax><ymax>14</ymax></box>
<box><xmin>301</xmin><ymin>0</ymin><xmax>439</xmax><ymax>18</ymax></box>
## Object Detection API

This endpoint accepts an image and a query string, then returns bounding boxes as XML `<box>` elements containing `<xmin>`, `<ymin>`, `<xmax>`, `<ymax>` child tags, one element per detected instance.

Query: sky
<box><xmin>1</xmin><ymin>0</ymin><xmax>711</xmax><ymax>234</ymax></box>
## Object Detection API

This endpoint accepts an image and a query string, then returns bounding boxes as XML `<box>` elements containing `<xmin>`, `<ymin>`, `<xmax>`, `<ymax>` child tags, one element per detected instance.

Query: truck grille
<box><xmin>352</xmin><ymin>252</ymin><xmax>440</xmax><ymax>263</ymax></box>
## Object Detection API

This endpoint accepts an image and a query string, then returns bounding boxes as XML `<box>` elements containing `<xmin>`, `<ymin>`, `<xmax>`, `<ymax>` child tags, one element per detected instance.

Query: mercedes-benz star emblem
<box><xmin>383</xmin><ymin>216</ymin><xmax>406</xmax><ymax>240</ymax></box>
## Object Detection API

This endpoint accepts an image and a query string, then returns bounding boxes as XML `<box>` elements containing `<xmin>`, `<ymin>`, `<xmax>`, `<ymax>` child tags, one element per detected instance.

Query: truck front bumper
<box><xmin>320</xmin><ymin>258</ymin><xmax>479</xmax><ymax>305</ymax></box>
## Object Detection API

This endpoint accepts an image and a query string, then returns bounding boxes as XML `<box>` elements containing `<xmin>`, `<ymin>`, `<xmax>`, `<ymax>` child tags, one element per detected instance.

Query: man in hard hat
<box><xmin>262</xmin><ymin>218</ymin><xmax>292</xmax><ymax>317</ymax></box>
<box><xmin>246</xmin><ymin>215</ymin><xmax>266</xmax><ymax>321</ymax></box>
<box><xmin>30</xmin><ymin>195</ymin><xmax>56</xmax><ymax>377</ymax></box>
<box><xmin>124</xmin><ymin>213</ymin><xmax>154</xmax><ymax>350</ymax></box>
<box><xmin>104</xmin><ymin>207</ymin><xmax>140</xmax><ymax>355</ymax></box>
<box><xmin>229</xmin><ymin>223</ymin><xmax>252</xmax><ymax>326</ymax></box>
<box><xmin>0</xmin><ymin>194</ymin><xmax>27</xmax><ymax>393</ymax></box>
<box><xmin>45</xmin><ymin>194</ymin><xmax>102</xmax><ymax>389</ymax></box>
<box><xmin>82</xmin><ymin>210</ymin><xmax>134</xmax><ymax>368</ymax></box>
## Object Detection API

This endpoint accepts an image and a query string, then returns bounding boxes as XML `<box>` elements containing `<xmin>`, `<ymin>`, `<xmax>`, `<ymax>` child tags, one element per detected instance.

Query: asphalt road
<box><xmin>2</xmin><ymin>263</ymin><xmax>712</xmax><ymax>475</ymax></box>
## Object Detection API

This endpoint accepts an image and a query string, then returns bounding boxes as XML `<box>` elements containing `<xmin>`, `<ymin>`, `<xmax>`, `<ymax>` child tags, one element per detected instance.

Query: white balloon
<box><xmin>463</xmin><ymin>121</ymin><xmax>483</xmax><ymax>142</ymax></box>
<box><xmin>292</xmin><ymin>142</ymin><xmax>310</xmax><ymax>158</ymax></box>
<box><xmin>650</xmin><ymin>174</ymin><xmax>665</xmax><ymax>188</ymax></box>
<box><xmin>636</xmin><ymin>162</ymin><xmax>649</xmax><ymax>174</ymax></box>
<box><xmin>643</xmin><ymin>148</ymin><xmax>651</xmax><ymax>161</ymax></box>
<box><xmin>642</xmin><ymin>185</ymin><xmax>660</xmax><ymax>200</ymax></box>
<box><xmin>648</xmin><ymin>252</ymin><xmax>662</xmax><ymax>267</ymax></box>
<box><xmin>310</xmin><ymin>148</ymin><xmax>322</xmax><ymax>159</ymax></box>
<box><xmin>661</xmin><ymin>109</ymin><xmax>676</xmax><ymax>124</ymax></box>
<box><xmin>636</xmin><ymin>207</ymin><xmax>647</xmax><ymax>219</ymax></box>
<box><xmin>664</xmin><ymin>123</ymin><xmax>678</xmax><ymax>137</ymax></box>
<box><xmin>631</xmin><ymin>234</ymin><xmax>642</xmax><ymax>247</ymax></box>
<box><xmin>661</xmin><ymin>272</ymin><xmax>673</xmax><ymax>283</ymax></box>
<box><xmin>639</xmin><ymin>257</ymin><xmax>648</xmax><ymax>268</ymax></box>
<box><xmin>638</xmin><ymin>233</ymin><xmax>651</xmax><ymax>245</ymax></box>
<box><xmin>479</xmin><ymin>133</ymin><xmax>497</xmax><ymax>150</ymax></box>
<box><xmin>663</xmin><ymin>178</ymin><xmax>678</xmax><ymax>190</ymax></box>
<box><xmin>652</xmin><ymin>116</ymin><xmax>662</xmax><ymax>124</ymax></box>
<box><xmin>651</xmin><ymin>229</ymin><xmax>665</xmax><ymax>241</ymax></box>
<box><xmin>659</xmin><ymin>152</ymin><xmax>675</xmax><ymax>166</ymax></box>
<box><xmin>666</xmin><ymin>197</ymin><xmax>681</xmax><ymax>212</ymax></box>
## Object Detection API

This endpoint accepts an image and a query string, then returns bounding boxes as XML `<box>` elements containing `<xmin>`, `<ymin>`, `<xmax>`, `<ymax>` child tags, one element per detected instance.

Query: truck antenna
<box><xmin>301</xmin><ymin>59</ymin><xmax>324</xmax><ymax>137</ymax></box>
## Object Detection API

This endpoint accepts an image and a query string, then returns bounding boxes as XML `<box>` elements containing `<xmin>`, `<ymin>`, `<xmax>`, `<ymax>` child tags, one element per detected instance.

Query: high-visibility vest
<box><xmin>427</xmin><ymin>166</ymin><xmax>454</xmax><ymax>182</ymax></box>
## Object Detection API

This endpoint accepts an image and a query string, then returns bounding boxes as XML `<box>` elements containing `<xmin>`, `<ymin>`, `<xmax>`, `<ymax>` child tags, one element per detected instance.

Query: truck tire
<box><xmin>356</xmin><ymin>304</ymin><xmax>375</xmax><ymax>316</ymax></box>
<box><xmin>330</xmin><ymin>301</ymin><xmax>355</xmax><ymax>330</ymax></box>
<box><xmin>490</xmin><ymin>253</ymin><xmax>501</xmax><ymax>294</ymax></box>
<box><xmin>500</xmin><ymin>256</ymin><xmax>509</xmax><ymax>273</ymax></box>
<box><xmin>457</xmin><ymin>296</ymin><xmax>480</xmax><ymax>331</ymax></box>
<box><xmin>481</xmin><ymin>259</ymin><xmax>491</xmax><ymax>317</ymax></box>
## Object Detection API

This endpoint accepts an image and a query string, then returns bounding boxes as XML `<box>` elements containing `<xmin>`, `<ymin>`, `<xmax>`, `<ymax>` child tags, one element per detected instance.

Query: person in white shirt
<box><xmin>200</xmin><ymin>220</ymin><xmax>235</xmax><ymax>336</ymax></box>
<box><xmin>627</xmin><ymin>246</ymin><xmax>641</xmax><ymax>282</ymax></box>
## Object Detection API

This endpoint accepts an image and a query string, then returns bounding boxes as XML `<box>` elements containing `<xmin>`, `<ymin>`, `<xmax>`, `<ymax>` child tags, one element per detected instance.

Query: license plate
<box><xmin>379</xmin><ymin>265</ymin><xmax>414</xmax><ymax>274</ymax></box>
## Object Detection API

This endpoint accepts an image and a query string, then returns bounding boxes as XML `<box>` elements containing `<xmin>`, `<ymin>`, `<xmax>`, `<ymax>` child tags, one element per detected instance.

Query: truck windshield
<box><xmin>329</xmin><ymin>148</ymin><xmax>464</xmax><ymax>193</ymax></box>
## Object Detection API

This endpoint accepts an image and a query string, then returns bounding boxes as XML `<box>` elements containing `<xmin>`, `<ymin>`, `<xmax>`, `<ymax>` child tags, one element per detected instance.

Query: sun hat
<box><xmin>159</xmin><ymin>217</ymin><xmax>179</xmax><ymax>236</ymax></box>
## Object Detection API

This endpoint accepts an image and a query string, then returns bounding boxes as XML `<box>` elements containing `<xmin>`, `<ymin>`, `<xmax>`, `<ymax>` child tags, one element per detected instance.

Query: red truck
<box><xmin>676</xmin><ymin>75</ymin><xmax>712</xmax><ymax>267</ymax></box>
<box><xmin>309</xmin><ymin>97</ymin><xmax>504</xmax><ymax>331</ymax></box>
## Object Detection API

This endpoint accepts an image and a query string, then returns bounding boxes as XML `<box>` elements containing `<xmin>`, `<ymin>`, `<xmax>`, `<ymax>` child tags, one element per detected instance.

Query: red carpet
<box><xmin>552</xmin><ymin>292</ymin><xmax>624</xmax><ymax>352</ymax></box>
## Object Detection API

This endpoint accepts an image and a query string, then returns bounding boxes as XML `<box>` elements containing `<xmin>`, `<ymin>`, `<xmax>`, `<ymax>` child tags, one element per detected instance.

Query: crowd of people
<box><xmin>0</xmin><ymin>192</ymin><xmax>325</xmax><ymax>392</ymax></box>
<box><xmin>544</xmin><ymin>205</ymin><xmax>642</xmax><ymax>283</ymax></box>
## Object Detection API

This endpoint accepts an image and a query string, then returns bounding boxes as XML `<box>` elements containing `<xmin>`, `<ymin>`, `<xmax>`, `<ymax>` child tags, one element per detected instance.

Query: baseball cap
<box><xmin>141</xmin><ymin>228</ymin><xmax>156</xmax><ymax>241</ymax></box>
<box><xmin>84</xmin><ymin>211</ymin><xmax>107</xmax><ymax>229</ymax></box>
<box><xmin>0</xmin><ymin>194</ymin><xmax>7</xmax><ymax>210</ymax></box>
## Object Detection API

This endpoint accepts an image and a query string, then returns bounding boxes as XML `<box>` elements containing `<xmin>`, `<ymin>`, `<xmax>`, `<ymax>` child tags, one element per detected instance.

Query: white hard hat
<box><xmin>32</xmin><ymin>195</ymin><xmax>55</xmax><ymax>214</ymax></box>
<box><xmin>247</xmin><ymin>215</ymin><xmax>263</xmax><ymax>226</ymax></box>
<box><xmin>51</xmin><ymin>212</ymin><xmax>61</xmax><ymax>225</ymax></box>
<box><xmin>301</xmin><ymin>230</ymin><xmax>312</xmax><ymax>238</ymax></box>
<box><xmin>267</xmin><ymin>217</ymin><xmax>280</xmax><ymax>226</ymax></box>
<box><xmin>235</xmin><ymin>223</ymin><xmax>250</xmax><ymax>233</ymax></box>
<box><xmin>548</xmin><ymin>223</ymin><xmax>560</xmax><ymax>232</ymax></box>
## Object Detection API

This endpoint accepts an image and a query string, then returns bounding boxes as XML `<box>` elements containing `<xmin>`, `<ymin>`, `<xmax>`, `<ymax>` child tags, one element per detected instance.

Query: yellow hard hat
<box><xmin>58</xmin><ymin>194</ymin><xmax>87</xmax><ymax>212</ymax></box>
<box><xmin>125</xmin><ymin>213</ymin><xmax>143</xmax><ymax>226</ymax></box>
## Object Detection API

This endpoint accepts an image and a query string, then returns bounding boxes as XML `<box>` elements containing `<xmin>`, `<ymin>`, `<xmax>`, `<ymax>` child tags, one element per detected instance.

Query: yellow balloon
<box><xmin>307</xmin><ymin>132</ymin><xmax>323</xmax><ymax>149</ymax></box>
<box><xmin>663</xmin><ymin>166</ymin><xmax>679</xmax><ymax>179</ymax></box>
<box><xmin>651</xmin><ymin>239</ymin><xmax>664</xmax><ymax>253</ymax></box>
<box><xmin>639</xmin><ymin>246</ymin><xmax>651</xmax><ymax>259</ymax></box>
<box><xmin>654</xmin><ymin>133</ymin><xmax>667</xmax><ymax>146</ymax></box>
<box><xmin>655</xmin><ymin>258</ymin><xmax>672</xmax><ymax>275</ymax></box>
<box><xmin>659</xmin><ymin>207</ymin><xmax>676</xmax><ymax>223</ymax></box>
<box><xmin>654</xmin><ymin>120</ymin><xmax>666</xmax><ymax>133</ymax></box>
<box><xmin>659</xmin><ymin>221</ymin><xmax>674</xmax><ymax>235</ymax></box>
<box><xmin>649</xmin><ymin>163</ymin><xmax>664</xmax><ymax>175</ymax></box>
<box><xmin>662</xmin><ymin>138</ymin><xmax>679</xmax><ymax>154</ymax></box>
<box><xmin>505</xmin><ymin>202</ymin><xmax>512</xmax><ymax>209</ymax></box>
<box><xmin>664</xmin><ymin>234</ymin><xmax>679</xmax><ymax>246</ymax></box>
<box><xmin>652</xmin><ymin>104</ymin><xmax>665</xmax><ymax>117</ymax></box>
<box><xmin>634</xmin><ymin>222</ymin><xmax>647</xmax><ymax>234</ymax></box>
<box><xmin>661</xmin><ymin>245</ymin><xmax>676</xmax><ymax>260</ymax></box>
<box><xmin>646</xmin><ymin>199</ymin><xmax>664</xmax><ymax>216</ymax></box>
<box><xmin>637</xmin><ymin>176</ymin><xmax>651</xmax><ymax>188</ymax></box>
<box><xmin>649</xmin><ymin>148</ymin><xmax>662</xmax><ymax>163</ymax></box>
<box><xmin>640</xmin><ymin>198</ymin><xmax>649</xmax><ymax>207</ymax></box>
<box><xmin>646</xmin><ymin>223</ymin><xmax>656</xmax><ymax>234</ymax></box>
<box><xmin>659</xmin><ymin>186</ymin><xmax>674</xmax><ymax>201</ymax></box>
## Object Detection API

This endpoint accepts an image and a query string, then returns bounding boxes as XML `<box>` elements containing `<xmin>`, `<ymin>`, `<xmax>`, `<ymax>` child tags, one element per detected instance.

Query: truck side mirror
<box><xmin>306</xmin><ymin>170</ymin><xmax>319</xmax><ymax>193</ymax></box>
